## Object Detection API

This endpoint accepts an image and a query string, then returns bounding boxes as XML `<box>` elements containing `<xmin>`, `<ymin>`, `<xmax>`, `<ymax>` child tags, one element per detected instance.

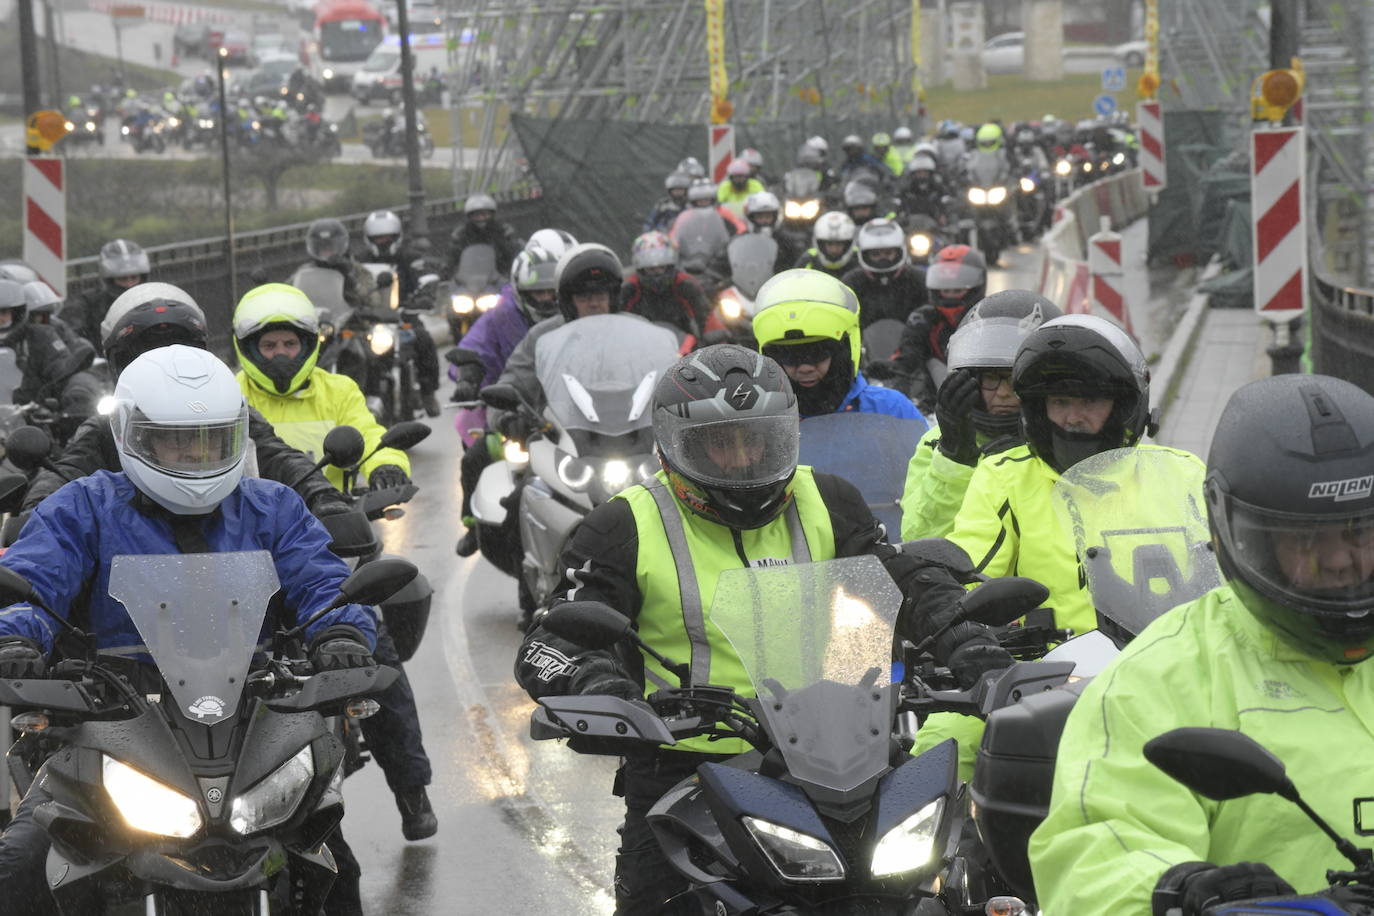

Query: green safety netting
<box><xmin>1146</xmin><ymin>110</ymin><xmax>1232</xmax><ymax>264</ymax></box>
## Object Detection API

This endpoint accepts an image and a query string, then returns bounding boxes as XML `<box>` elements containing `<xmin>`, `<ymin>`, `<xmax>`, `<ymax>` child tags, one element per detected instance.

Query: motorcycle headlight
<box><xmin>64</xmin><ymin>120</ymin><xmax>76</xmax><ymax>131</ymax></box>
<box><xmin>1112</xmin><ymin>152</ymin><xmax>1126</xmax><ymax>165</ymax></box>
<box><xmin>322</xmin><ymin>68</ymin><xmax>335</xmax><ymax>80</ymax></box>
<box><xmin>988</xmin><ymin>186</ymin><xmax>1008</xmax><ymax>205</ymax></box>
<box><xmin>250</xmin><ymin>120</ymin><xmax>261</xmax><ymax>130</ymax></box>
<box><xmin>601</xmin><ymin>459</ymin><xmax>633</xmax><ymax>493</ymax></box>
<box><xmin>168</xmin><ymin>117</ymin><xmax>180</xmax><ymax>127</ymax></box>
<box><xmin>230</xmin><ymin>744</ymin><xmax>314</xmax><ymax>835</ymax></box>
<box><xmin>452</xmin><ymin>294</ymin><xmax>475</xmax><ymax>314</ymax></box>
<box><xmin>1055</xmin><ymin>159</ymin><xmax>1072</xmax><ymax>176</ymax></box>
<box><xmin>784</xmin><ymin>199</ymin><xmax>804</xmax><ymax>219</ymax></box>
<box><xmin>503</xmin><ymin>439</ymin><xmax>529</xmax><ymax>464</ymax></box>
<box><xmin>103</xmin><ymin>755</ymin><xmax>203</xmax><ymax>838</ymax></box>
<box><xmin>742</xmin><ymin>816</ymin><xmax>846</xmax><ymax>881</ymax></box>
<box><xmin>318</xmin><ymin>320</ymin><xmax>336</xmax><ymax>341</ymax></box>
<box><xmin>967</xmin><ymin>187</ymin><xmax>988</xmax><ymax>206</ymax></box>
<box><xmin>719</xmin><ymin>295</ymin><xmax>743</xmax><ymax>320</ymax></box>
<box><xmin>1019</xmin><ymin>176</ymin><xmax>1036</xmax><ymax>193</ymax></box>
<box><xmin>476</xmin><ymin>293</ymin><xmax>500</xmax><ymax>311</ymax></box>
<box><xmin>1083</xmin><ymin>161</ymin><xmax>1094</xmax><ymax>172</ymax></box>
<box><xmin>908</xmin><ymin>233</ymin><xmax>932</xmax><ymax>257</ymax></box>
<box><xmin>85</xmin><ymin>121</ymin><xmax>97</xmax><ymax>131</ymax></box>
<box><xmin>121</xmin><ymin>125</ymin><xmax>130</xmax><ymax>135</ymax></box>
<box><xmin>556</xmin><ymin>453</ymin><xmax>593</xmax><ymax>491</ymax></box>
<box><xmin>870</xmin><ymin>797</ymin><xmax>945</xmax><ymax>878</ymax></box>
<box><xmin>369</xmin><ymin>323</ymin><xmax>395</xmax><ymax>355</ymax></box>
<box><xmin>801</xmin><ymin>199</ymin><xmax>821</xmax><ymax>219</ymax></box>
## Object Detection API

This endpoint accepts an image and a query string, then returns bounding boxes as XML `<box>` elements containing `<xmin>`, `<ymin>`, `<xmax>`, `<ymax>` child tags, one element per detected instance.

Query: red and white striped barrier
<box><xmin>1137</xmin><ymin>100</ymin><xmax>1166</xmax><ymax>191</ymax></box>
<box><xmin>1089</xmin><ymin>217</ymin><xmax>1135</xmax><ymax>333</ymax></box>
<box><xmin>23</xmin><ymin>158</ymin><xmax>66</xmax><ymax>299</ymax></box>
<box><xmin>88</xmin><ymin>0</ymin><xmax>235</xmax><ymax>26</ymax></box>
<box><xmin>1250</xmin><ymin>125</ymin><xmax>1306</xmax><ymax>316</ymax></box>
<box><xmin>708</xmin><ymin>123</ymin><xmax>735</xmax><ymax>185</ymax></box>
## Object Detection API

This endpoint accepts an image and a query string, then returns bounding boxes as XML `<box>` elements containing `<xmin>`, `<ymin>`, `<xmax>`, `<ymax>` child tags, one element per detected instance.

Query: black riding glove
<box><xmin>935</xmin><ymin>368</ymin><xmax>982</xmax><ymax>466</ymax></box>
<box><xmin>0</xmin><ymin>636</ymin><xmax>44</xmax><ymax>679</ymax></box>
<box><xmin>451</xmin><ymin>378</ymin><xmax>481</xmax><ymax>402</ymax></box>
<box><xmin>307</xmin><ymin>489</ymin><xmax>354</xmax><ymax>519</ymax></box>
<box><xmin>450</xmin><ymin>359</ymin><xmax>485</xmax><ymax>402</ymax></box>
<box><xmin>368</xmin><ymin>465</ymin><xmax>411</xmax><ymax>491</ymax></box>
<box><xmin>939</xmin><ymin>622</ymin><xmax>1014</xmax><ymax>689</ymax></box>
<box><xmin>309</xmin><ymin>625</ymin><xmax>376</xmax><ymax>671</ymax></box>
<box><xmin>495</xmin><ymin>411</ymin><xmax>536</xmax><ymax>442</ymax></box>
<box><xmin>1153</xmin><ymin>861</ymin><xmax>1295</xmax><ymax>916</ymax></box>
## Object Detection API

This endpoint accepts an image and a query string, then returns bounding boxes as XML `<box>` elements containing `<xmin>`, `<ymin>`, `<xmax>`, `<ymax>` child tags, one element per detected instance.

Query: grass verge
<box><xmin>923</xmin><ymin>71</ymin><xmax>1141</xmax><ymax>125</ymax></box>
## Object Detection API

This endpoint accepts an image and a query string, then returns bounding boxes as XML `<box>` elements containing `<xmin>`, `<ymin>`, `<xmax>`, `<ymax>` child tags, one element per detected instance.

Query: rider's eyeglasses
<box><xmin>978</xmin><ymin>370</ymin><xmax>1014</xmax><ymax>392</ymax></box>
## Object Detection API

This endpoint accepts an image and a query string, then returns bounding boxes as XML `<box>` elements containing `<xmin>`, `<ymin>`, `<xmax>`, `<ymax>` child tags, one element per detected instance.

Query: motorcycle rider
<box><xmin>891</xmin><ymin>125</ymin><xmax>918</xmax><ymax>166</ymax></box>
<box><xmin>620</xmin><ymin>230</ymin><xmax>706</xmax><ymax>338</ymax></box>
<box><xmin>74</xmin><ymin>238</ymin><xmax>149</xmax><ymax>351</ymax></box>
<box><xmin>230</xmin><ymin>283</ymin><xmax>439</xmax><ymax>843</ymax></box>
<box><xmin>715</xmin><ymin>158</ymin><xmax>765</xmax><ymax>218</ymax></box>
<box><xmin>840</xmin><ymin>217</ymin><xmax>928</xmax><ymax>329</ymax></box>
<box><xmin>20</xmin><ymin>282</ymin><xmax>351</xmax><ymax>521</ymax></box>
<box><xmin>0</xmin><ymin>279</ymin><xmax>99</xmax><ymax>429</ymax></box>
<box><xmin>0</xmin><ymin>346</ymin><xmax>380</xmax><ymax>916</ymax></box>
<box><xmin>838</xmin><ymin>133</ymin><xmax>895</xmax><ymax>188</ymax></box>
<box><xmin>683</xmin><ymin>177</ymin><xmax>747</xmax><ymax>235</ymax></box>
<box><xmin>752</xmin><ymin>269</ymin><xmax>924</xmax><ymax>421</ymax></box>
<box><xmin>451</xmin><ymin>230</ymin><xmax>580</xmax><ymax>558</ymax></box>
<box><xmin>642</xmin><ymin>171</ymin><xmax>692</xmax><ymax>234</ymax></box>
<box><xmin>289</xmin><ymin>217</ymin><xmax>381</xmax><ymax>312</ymax></box>
<box><xmin>947</xmin><ymin>314</ymin><xmax>1195</xmax><ymax>640</ymax></box>
<box><xmin>361</xmin><ymin>209</ymin><xmax>442</xmax><ymax>417</ymax></box>
<box><xmin>899</xmin><ymin>290</ymin><xmax>1062</xmax><ymax>541</ymax></box>
<box><xmin>872</xmin><ymin>130</ymin><xmax>905</xmax><ymax>177</ymax></box>
<box><xmin>513</xmin><ymin>342</ymin><xmax>1013</xmax><ymax>915</ymax></box>
<box><xmin>445</xmin><ymin>192</ymin><xmax>524</xmax><ymax>279</ymax></box>
<box><xmin>793</xmin><ymin>210</ymin><xmax>858</xmax><ymax>279</ymax></box>
<box><xmin>843</xmin><ymin>179</ymin><xmax>884</xmax><ymax>227</ymax></box>
<box><xmin>901</xmin><ymin>151</ymin><xmax>953</xmax><ymax>224</ymax></box>
<box><xmin>889</xmin><ymin>244</ymin><xmax>988</xmax><ymax>413</ymax></box>
<box><xmin>1028</xmin><ymin>374</ymin><xmax>1374</xmax><ymax>916</ymax></box>
<box><xmin>742</xmin><ymin>190</ymin><xmax>801</xmax><ymax>272</ymax></box>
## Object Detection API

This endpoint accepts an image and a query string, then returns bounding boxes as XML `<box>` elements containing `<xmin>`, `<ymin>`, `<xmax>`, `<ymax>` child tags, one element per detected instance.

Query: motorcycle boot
<box><xmin>396</xmin><ymin>787</ymin><xmax>439</xmax><ymax>841</ymax></box>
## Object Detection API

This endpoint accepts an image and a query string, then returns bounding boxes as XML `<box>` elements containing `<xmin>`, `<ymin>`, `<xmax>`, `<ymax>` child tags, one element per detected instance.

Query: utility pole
<box><xmin>394</xmin><ymin>0</ymin><xmax>429</xmax><ymax>239</ymax></box>
<box><xmin>216</xmin><ymin>48</ymin><xmax>239</xmax><ymax>306</ymax></box>
<box><xmin>19</xmin><ymin>0</ymin><xmax>43</xmax><ymax>154</ymax></box>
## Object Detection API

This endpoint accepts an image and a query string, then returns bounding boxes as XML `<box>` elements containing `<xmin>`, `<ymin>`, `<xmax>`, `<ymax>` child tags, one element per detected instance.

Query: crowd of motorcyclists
<box><xmin>4</xmin><ymin>105</ymin><xmax>1372</xmax><ymax>916</ymax></box>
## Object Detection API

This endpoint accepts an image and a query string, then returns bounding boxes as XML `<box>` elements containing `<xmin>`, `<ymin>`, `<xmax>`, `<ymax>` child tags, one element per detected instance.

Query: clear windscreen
<box><xmin>109</xmin><ymin>552</ymin><xmax>282</xmax><ymax>724</ymax></box>
<box><xmin>798</xmin><ymin>413</ymin><xmax>928</xmax><ymax>534</ymax></box>
<box><xmin>534</xmin><ymin>314</ymin><xmax>681</xmax><ymax>436</ymax></box>
<box><xmin>709</xmin><ymin>556</ymin><xmax>904</xmax><ymax>793</ymax></box>
<box><xmin>966</xmin><ymin>151</ymin><xmax>1007</xmax><ymax>186</ymax></box>
<box><xmin>1052</xmin><ymin>448</ymin><xmax>1220</xmax><ymax>637</ymax></box>
<box><xmin>456</xmin><ymin>244</ymin><xmax>499</xmax><ymax>290</ymax></box>
<box><xmin>726</xmin><ymin>235</ymin><xmax>778</xmax><ymax>300</ymax></box>
<box><xmin>290</xmin><ymin>264</ymin><xmax>350</xmax><ymax>319</ymax></box>
<box><xmin>671</xmin><ymin>209</ymin><xmax>730</xmax><ymax>269</ymax></box>
<box><xmin>784</xmin><ymin>169</ymin><xmax>821</xmax><ymax>198</ymax></box>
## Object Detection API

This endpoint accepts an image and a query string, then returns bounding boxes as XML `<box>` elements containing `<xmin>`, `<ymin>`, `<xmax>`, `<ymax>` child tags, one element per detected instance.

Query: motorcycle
<box><xmin>444</xmin><ymin>243</ymin><xmax>502</xmax><ymax>345</ymax></box>
<box><xmin>474</xmin><ymin>313</ymin><xmax>680</xmax><ymax>615</ymax></box>
<box><xmin>797</xmin><ymin>411</ymin><xmax>928</xmax><ymax>535</ymax></box>
<box><xmin>905</xmin><ymin>213</ymin><xmax>946</xmax><ymax>268</ymax></box>
<box><xmin>530</xmin><ymin>556</ymin><xmax>1048</xmax><ymax>914</ymax></box>
<box><xmin>670</xmin><ymin>207</ymin><xmax>733</xmax><ymax>299</ymax></box>
<box><xmin>333</xmin><ymin>271</ymin><xmax>430</xmax><ymax>427</ymax></box>
<box><xmin>963</xmin><ymin>152</ymin><xmax>1014</xmax><ymax>267</ymax></box>
<box><xmin>364</xmin><ymin>114</ymin><xmax>436</xmax><ymax>159</ymax></box>
<box><xmin>1013</xmin><ymin>165</ymin><xmax>1050</xmax><ymax>240</ymax></box>
<box><xmin>781</xmin><ymin>167</ymin><xmax>823</xmax><ymax>250</ymax></box>
<box><xmin>63</xmin><ymin>106</ymin><xmax>105</xmax><ymax>148</ymax></box>
<box><xmin>705</xmin><ymin>232</ymin><xmax>777</xmax><ymax>348</ymax></box>
<box><xmin>0</xmin><ymin>553</ymin><xmax>415</xmax><ymax>914</ymax></box>
<box><xmin>957</xmin><ymin>447</ymin><xmax>1220</xmax><ymax>912</ymax></box>
<box><xmin>120</xmin><ymin>110</ymin><xmax>167</xmax><ymax>154</ymax></box>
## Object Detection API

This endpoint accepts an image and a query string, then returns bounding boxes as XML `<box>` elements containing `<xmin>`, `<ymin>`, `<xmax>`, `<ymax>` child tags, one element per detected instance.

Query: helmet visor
<box><xmin>926</xmin><ymin>259</ymin><xmax>985</xmax><ymax>291</ymax></box>
<box><xmin>947</xmin><ymin>317</ymin><xmax>1034</xmax><ymax>371</ymax></box>
<box><xmin>1217</xmin><ymin>493</ymin><xmax>1374</xmax><ymax>615</ymax></box>
<box><xmin>664</xmin><ymin>416</ymin><xmax>799</xmax><ymax>488</ymax></box>
<box><xmin>125</xmin><ymin>408</ymin><xmax>249</xmax><ymax>478</ymax></box>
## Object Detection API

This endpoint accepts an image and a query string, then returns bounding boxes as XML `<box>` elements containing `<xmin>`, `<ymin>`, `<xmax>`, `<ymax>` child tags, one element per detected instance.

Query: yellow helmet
<box><xmin>232</xmin><ymin>283</ymin><xmax>321</xmax><ymax>396</ymax></box>
<box><xmin>751</xmin><ymin>269</ymin><xmax>863</xmax><ymax>370</ymax></box>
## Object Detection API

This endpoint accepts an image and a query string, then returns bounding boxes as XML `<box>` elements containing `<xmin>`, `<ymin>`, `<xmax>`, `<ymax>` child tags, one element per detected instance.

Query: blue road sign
<box><xmin>1102</xmin><ymin>66</ymin><xmax>1127</xmax><ymax>91</ymax></box>
<box><xmin>1093</xmin><ymin>93</ymin><xmax>1118</xmax><ymax>117</ymax></box>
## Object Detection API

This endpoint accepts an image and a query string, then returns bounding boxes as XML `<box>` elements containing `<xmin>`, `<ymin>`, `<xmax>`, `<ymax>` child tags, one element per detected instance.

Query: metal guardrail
<box><xmin>1310</xmin><ymin>270</ymin><xmax>1374</xmax><ymax>394</ymax></box>
<box><xmin>66</xmin><ymin>190</ymin><xmax>551</xmax><ymax>352</ymax></box>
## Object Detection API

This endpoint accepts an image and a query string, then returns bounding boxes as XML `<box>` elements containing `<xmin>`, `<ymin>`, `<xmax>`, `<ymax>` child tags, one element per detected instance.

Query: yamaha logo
<box><xmin>206</xmin><ymin>787</ymin><xmax>223</xmax><ymax>804</ymax></box>
<box><xmin>187</xmin><ymin>400</ymin><xmax>209</xmax><ymax>413</ymax></box>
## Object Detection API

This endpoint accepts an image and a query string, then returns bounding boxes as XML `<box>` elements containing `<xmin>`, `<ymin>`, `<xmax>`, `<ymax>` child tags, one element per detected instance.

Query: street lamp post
<box><xmin>215</xmin><ymin>47</ymin><xmax>238</xmax><ymax>305</ymax></box>
<box><xmin>393</xmin><ymin>0</ymin><xmax>429</xmax><ymax>238</ymax></box>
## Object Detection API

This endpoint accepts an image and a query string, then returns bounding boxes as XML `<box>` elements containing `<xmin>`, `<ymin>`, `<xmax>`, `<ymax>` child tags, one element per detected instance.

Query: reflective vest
<box><xmin>619</xmin><ymin>467</ymin><xmax>836</xmax><ymax>752</ymax></box>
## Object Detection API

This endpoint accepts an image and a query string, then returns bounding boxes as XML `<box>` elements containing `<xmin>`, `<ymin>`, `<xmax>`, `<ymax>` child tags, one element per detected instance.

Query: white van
<box><xmin>350</xmin><ymin>32</ymin><xmax>450</xmax><ymax>105</ymax></box>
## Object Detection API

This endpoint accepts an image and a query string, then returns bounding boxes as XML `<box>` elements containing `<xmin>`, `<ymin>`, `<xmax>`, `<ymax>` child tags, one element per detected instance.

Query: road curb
<box><xmin>1152</xmin><ymin>255</ymin><xmax>1223</xmax><ymax>426</ymax></box>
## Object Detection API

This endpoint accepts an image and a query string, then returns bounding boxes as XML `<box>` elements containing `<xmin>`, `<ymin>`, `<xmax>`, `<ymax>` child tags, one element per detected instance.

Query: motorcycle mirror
<box><xmin>338</xmin><ymin>557</ymin><xmax>419</xmax><ymax>608</ymax></box>
<box><xmin>375</xmin><ymin>271</ymin><xmax>394</xmax><ymax>289</ymax></box>
<box><xmin>1144</xmin><ymin>727</ymin><xmax>1292</xmax><ymax>802</ymax></box>
<box><xmin>4</xmin><ymin>426</ymin><xmax>53</xmax><ymax>474</ymax></box>
<box><xmin>0</xmin><ymin>473</ymin><xmax>29</xmax><ymax>515</ymax></box>
<box><xmin>322</xmin><ymin>426</ymin><xmax>366</xmax><ymax>468</ymax></box>
<box><xmin>959</xmin><ymin>576</ymin><xmax>1050</xmax><ymax>628</ymax></box>
<box><xmin>541</xmin><ymin>601</ymin><xmax>632</xmax><ymax>649</ymax></box>
<box><xmin>479</xmin><ymin>384</ymin><xmax>524</xmax><ymax>412</ymax></box>
<box><xmin>379</xmin><ymin>420</ymin><xmax>431</xmax><ymax>452</ymax></box>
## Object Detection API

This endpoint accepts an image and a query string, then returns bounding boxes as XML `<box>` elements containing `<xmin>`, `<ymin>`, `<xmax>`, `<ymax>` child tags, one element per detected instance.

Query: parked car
<box><xmin>220</xmin><ymin>30</ymin><xmax>253</xmax><ymax>66</ymax></box>
<box><xmin>235</xmin><ymin>53</ymin><xmax>302</xmax><ymax>97</ymax></box>
<box><xmin>981</xmin><ymin>31</ymin><xmax>1026</xmax><ymax>73</ymax></box>
<box><xmin>173</xmin><ymin>23</ymin><xmax>224</xmax><ymax>59</ymax></box>
<box><xmin>1113</xmin><ymin>39</ymin><xmax>1147</xmax><ymax>67</ymax></box>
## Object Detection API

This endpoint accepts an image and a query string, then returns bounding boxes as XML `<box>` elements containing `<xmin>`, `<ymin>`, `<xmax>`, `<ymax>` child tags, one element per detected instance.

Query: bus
<box><xmin>313</xmin><ymin>0</ymin><xmax>387</xmax><ymax>91</ymax></box>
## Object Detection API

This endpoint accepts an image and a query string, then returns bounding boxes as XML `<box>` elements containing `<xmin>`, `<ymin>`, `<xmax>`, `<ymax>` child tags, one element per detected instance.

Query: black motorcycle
<box><xmin>325</xmin><ymin>272</ymin><xmax>429</xmax><ymax>428</ymax></box>
<box><xmin>530</xmin><ymin>556</ymin><xmax>1048</xmax><ymax>914</ymax></box>
<box><xmin>0</xmin><ymin>554</ymin><xmax>415</xmax><ymax>914</ymax></box>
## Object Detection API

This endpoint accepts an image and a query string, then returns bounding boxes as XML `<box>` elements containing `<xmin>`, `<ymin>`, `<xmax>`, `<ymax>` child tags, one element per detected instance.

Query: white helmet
<box><xmin>363</xmin><ymin>209</ymin><xmax>403</xmax><ymax>259</ymax></box>
<box><xmin>100</xmin><ymin>282</ymin><xmax>204</xmax><ymax>345</ymax></box>
<box><xmin>111</xmin><ymin>345</ymin><xmax>249</xmax><ymax>516</ymax></box>
<box><xmin>811</xmin><ymin>211</ymin><xmax>857</xmax><ymax>270</ymax></box>
<box><xmin>744</xmin><ymin>191</ymin><xmax>781</xmax><ymax>218</ymax></box>
<box><xmin>856</xmin><ymin>218</ymin><xmax>908</xmax><ymax>274</ymax></box>
<box><xmin>893</xmin><ymin>126</ymin><xmax>914</xmax><ymax>144</ymax></box>
<box><xmin>21</xmin><ymin>280</ymin><xmax>63</xmax><ymax>318</ymax></box>
<box><xmin>525</xmin><ymin>228</ymin><xmax>578</xmax><ymax>261</ymax></box>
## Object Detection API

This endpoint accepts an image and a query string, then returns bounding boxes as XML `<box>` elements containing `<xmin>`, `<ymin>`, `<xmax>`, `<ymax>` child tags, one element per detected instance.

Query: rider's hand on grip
<box><xmin>0</xmin><ymin>637</ymin><xmax>45</xmax><ymax>679</ymax></box>
<box><xmin>309</xmin><ymin>626</ymin><xmax>376</xmax><ymax>671</ymax></box>
<box><xmin>368</xmin><ymin>465</ymin><xmax>411</xmax><ymax>491</ymax></box>
<box><xmin>940</xmin><ymin>623</ymin><xmax>1014</xmax><ymax>690</ymax></box>
<box><xmin>935</xmin><ymin>368</ymin><xmax>982</xmax><ymax>466</ymax></box>
<box><xmin>450</xmin><ymin>379</ymin><xmax>480</xmax><ymax>402</ymax></box>
<box><xmin>1152</xmin><ymin>861</ymin><xmax>1295</xmax><ymax>916</ymax></box>
<box><xmin>495</xmin><ymin>411</ymin><xmax>536</xmax><ymax>442</ymax></box>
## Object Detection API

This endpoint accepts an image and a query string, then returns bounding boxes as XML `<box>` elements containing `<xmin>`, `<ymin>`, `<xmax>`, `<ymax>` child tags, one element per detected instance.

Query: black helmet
<box><xmin>103</xmin><ymin>297</ymin><xmax>209</xmax><ymax>375</ymax></box>
<box><xmin>652</xmin><ymin>344</ymin><xmax>799</xmax><ymax>530</ymax></box>
<box><xmin>0</xmin><ymin>279</ymin><xmax>28</xmax><ymax>347</ymax></box>
<box><xmin>1207</xmin><ymin>375</ymin><xmax>1374</xmax><ymax>664</ymax></box>
<box><xmin>554</xmin><ymin>243</ymin><xmax>623</xmax><ymax>322</ymax></box>
<box><xmin>1012</xmin><ymin>314</ymin><xmax>1153</xmax><ymax>474</ymax></box>
<box><xmin>947</xmin><ymin>290</ymin><xmax>1062</xmax><ymax>439</ymax></box>
<box><xmin>305</xmin><ymin>218</ymin><xmax>351</xmax><ymax>267</ymax></box>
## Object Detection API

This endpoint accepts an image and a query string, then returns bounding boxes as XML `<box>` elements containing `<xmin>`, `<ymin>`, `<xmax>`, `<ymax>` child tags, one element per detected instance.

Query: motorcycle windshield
<box><xmin>0</xmin><ymin>347</ymin><xmax>20</xmax><ymax>405</ymax></box>
<box><xmin>726</xmin><ymin>234</ymin><xmax>777</xmax><ymax>300</ymax></box>
<box><xmin>534</xmin><ymin>313</ymin><xmax>681</xmax><ymax>437</ymax></box>
<box><xmin>709</xmin><ymin>556</ymin><xmax>905</xmax><ymax>794</ymax></box>
<box><xmin>670</xmin><ymin>209</ymin><xmax>730</xmax><ymax>273</ymax></box>
<box><xmin>967</xmin><ymin>151</ymin><xmax>1007</xmax><ymax>187</ymax></box>
<box><xmin>108</xmin><ymin>551</ymin><xmax>282</xmax><ymax>725</ymax></box>
<box><xmin>456</xmin><ymin>244</ymin><xmax>499</xmax><ymax>291</ymax></box>
<box><xmin>290</xmin><ymin>264</ymin><xmax>350</xmax><ymax>320</ymax></box>
<box><xmin>783</xmin><ymin>168</ymin><xmax>820</xmax><ymax>198</ymax></box>
<box><xmin>798</xmin><ymin>413</ymin><xmax>927</xmax><ymax>535</ymax></box>
<box><xmin>1051</xmin><ymin>448</ymin><xmax>1220</xmax><ymax>639</ymax></box>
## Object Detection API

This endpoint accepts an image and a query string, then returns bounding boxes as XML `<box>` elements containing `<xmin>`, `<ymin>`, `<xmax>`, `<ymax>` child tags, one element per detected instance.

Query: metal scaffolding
<box><xmin>440</xmin><ymin>0</ymin><xmax>920</xmax><ymax>193</ymax></box>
